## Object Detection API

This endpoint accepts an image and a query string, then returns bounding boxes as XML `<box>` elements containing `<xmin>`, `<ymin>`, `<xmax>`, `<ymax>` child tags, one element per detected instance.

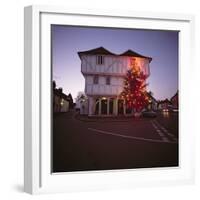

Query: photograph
<box><xmin>52</xmin><ymin>25</ymin><xmax>179</xmax><ymax>173</ymax></box>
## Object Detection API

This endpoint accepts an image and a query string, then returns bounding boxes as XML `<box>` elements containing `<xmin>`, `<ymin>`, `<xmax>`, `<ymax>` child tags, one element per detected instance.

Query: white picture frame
<box><xmin>24</xmin><ymin>5</ymin><xmax>195</xmax><ymax>194</ymax></box>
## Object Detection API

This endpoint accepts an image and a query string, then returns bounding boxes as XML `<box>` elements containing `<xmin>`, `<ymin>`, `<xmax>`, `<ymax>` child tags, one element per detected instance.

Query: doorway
<box><xmin>118</xmin><ymin>99</ymin><xmax>124</xmax><ymax>115</ymax></box>
<box><xmin>101</xmin><ymin>99</ymin><xmax>107</xmax><ymax>115</ymax></box>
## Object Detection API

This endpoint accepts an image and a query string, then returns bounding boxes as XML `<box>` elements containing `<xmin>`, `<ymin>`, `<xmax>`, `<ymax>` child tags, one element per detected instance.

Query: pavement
<box><xmin>53</xmin><ymin>110</ymin><xmax>178</xmax><ymax>172</ymax></box>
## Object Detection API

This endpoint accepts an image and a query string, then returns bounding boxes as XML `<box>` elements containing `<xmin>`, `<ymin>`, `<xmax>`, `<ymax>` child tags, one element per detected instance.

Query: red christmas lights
<box><xmin>120</xmin><ymin>64</ymin><xmax>149</xmax><ymax>112</ymax></box>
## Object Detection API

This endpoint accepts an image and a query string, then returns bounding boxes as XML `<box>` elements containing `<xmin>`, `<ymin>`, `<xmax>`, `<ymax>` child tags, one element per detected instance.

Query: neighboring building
<box><xmin>60</xmin><ymin>94</ymin><xmax>70</xmax><ymax>112</ymax></box>
<box><xmin>75</xmin><ymin>92</ymin><xmax>88</xmax><ymax>115</ymax></box>
<box><xmin>78</xmin><ymin>47</ymin><xmax>152</xmax><ymax>116</ymax></box>
<box><xmin>147</xmin><ymin>92</ymin><xmax>158</xmax><ymax>111</ymax></box>
<box><xmin>170</xmin><ymin>91</ymin><xmax>178</xmax><ymax>108</ymax></box>
<box><xmin>67</xmin><ymin>93</ymin><xmax>74</xmax><ymax>109</ymax></box>
<box><xmin>157</xmin><ymin>99</ymin><xmax>172</xmax><ymax>110</ymax></box>
<box><xmin>53</xmin><ymin>87</ymin><xmax>70</xmax><ymax>113</ymax></box>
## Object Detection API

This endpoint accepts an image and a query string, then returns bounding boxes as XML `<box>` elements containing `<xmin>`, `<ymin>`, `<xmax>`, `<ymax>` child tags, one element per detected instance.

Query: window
<box><xmin>106</xmin><ymin>76</ymin><xmax>110</xmax><ymax>85</ymax></box>
<box><xmin>96</xmin><ymin>55</ymin><xmax>104</xmax><ymax>65</ymax></box>
<box><xmin>93</xmin><ymin>75</ymin><xmax>99</xmax><ymax>84</ymax></box>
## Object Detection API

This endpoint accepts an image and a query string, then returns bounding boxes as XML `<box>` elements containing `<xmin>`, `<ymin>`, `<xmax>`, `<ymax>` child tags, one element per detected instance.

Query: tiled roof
<box><xmin>78</xmin><ymin>47</ymin><xmax>116</xmax><ymax>57</ymax></box>
<box><xmin>170</xmin><ymin>91</ymin><xmax>178</xmax><ymax>101</ymax></box>
<box><xmin>158</xmin><ymin>99</ymin><xmax>172</xmax><ymax>104</ymax></box>
<box><xmin>119</xmin><ymin>49</ymin><xmax>152</xmax><ymax>62</ymax></box>
<box><xmin>78</xmin><ymin>47</ymin><xmax>152</xmax><ymax>62</ymax></box>
<box><xmin>54</xmin><ymin>89</ymin><xmax>70</xmax><ymax>101</ymax></box>
<box><xmin>147</xmin><ymin>92</ymin><xmax>157</xmax><ymax>102</ymax></box>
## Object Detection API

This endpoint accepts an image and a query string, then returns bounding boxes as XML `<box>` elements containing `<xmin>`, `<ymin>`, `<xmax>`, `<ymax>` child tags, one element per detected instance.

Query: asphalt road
<box><xmin>53</xmin><ymin>111</ymin><xmax>178</xmax><ymax>172</ymax></box>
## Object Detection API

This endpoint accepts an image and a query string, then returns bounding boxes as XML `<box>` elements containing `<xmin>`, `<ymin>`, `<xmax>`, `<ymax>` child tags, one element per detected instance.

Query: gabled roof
<box><xmin>78</xmin><ymin>47</ymin><xmax>152</xmax><ymax>62</ymax></box>
<box><xmin>119</xmin><ymin>49</ymin><xmax>152</xmax><ymax>62</ymax></box>
<box><xmin>147</xmin><ymin>92</ymin><xmax>157</xmax><ymax>102</ymax></box>
<box><xmin>158</xmin><ymin>99</ymin><xmax>172</xmax><ymax>104</ymax></box>
<box><xmin>54</xmin><ymin>88</ymin><xmax>70</xmax><ymax>101</ymax></box>
<box><xmin>170</xmin><ymin>91</ymin><xmax>178</xmax><ymax>101</ymax></box>
<box><xmin>78</xmin><ymin>46</ymin><xmax>116</xmax><ymax>58</ymax></box>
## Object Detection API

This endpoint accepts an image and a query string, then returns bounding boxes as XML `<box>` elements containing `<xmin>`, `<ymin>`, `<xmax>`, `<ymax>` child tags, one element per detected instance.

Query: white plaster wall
<box><xmin>81</xmin><ymin>55</ymin><xmax>130</xmax><ymax>75</ymax></box>
<box><xmin>82</xmin><ymin>55</ymin><xmax>150</xmax><ymax>81</ymax></box>
<box><xmin>85</xmin><ymin>75</ymin><xmax>125</xmax><ymax>95</ymax></box>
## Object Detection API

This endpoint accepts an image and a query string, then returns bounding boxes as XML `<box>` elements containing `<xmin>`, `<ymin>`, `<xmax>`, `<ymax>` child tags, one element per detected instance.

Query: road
<box><xmin>53</xmin><ymin>111</ymin><xmax>178</xmax><ymax>172</ymax></box>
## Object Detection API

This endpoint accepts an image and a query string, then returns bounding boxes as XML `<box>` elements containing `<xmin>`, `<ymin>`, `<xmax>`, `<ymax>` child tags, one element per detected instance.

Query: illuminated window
<box><xmin>96</xmin><ymin>55</ymin><xmax>104</xmax><ymax>65</ymax></box>
<box><xmin>93</xmin><ymin>75</ymin><xmax>99</xmax><ymax>84</ymax></box>
<box><xmin>106</xmin><ymin>76</ymin><xmax>110</xmax><ymax>85</ymax></box>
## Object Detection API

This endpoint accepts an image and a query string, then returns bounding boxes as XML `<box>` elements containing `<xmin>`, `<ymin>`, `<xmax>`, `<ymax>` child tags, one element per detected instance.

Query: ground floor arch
<box><xmin>88</xmin><ymin>96</ymin><xmax>133</xmax><ymax>116</ymax></box>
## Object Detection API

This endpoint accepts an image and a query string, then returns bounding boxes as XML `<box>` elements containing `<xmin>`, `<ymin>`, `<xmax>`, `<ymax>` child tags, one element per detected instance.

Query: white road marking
<box><xmin>150</xmin><ymin>121</ymin><xmax>170</xmax><ymax>142</ymax></box>
<box><xmin>88</xmin><ymin>128</ymin><xmax>177</xmax><ymax>144</ymax></box>
<box><xmin>153</xmin><ymin>120</ymin><xmax>178</xmax><ymax>142</ymax></box>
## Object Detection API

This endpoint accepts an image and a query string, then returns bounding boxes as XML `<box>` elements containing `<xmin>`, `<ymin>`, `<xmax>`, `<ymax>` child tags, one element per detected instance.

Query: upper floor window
<box><xmin>106</xmin><ymin>76</ymin><xmax>110</xmax><ymax>85</ymax></box>
<box><xmin>96</xmin><ymin>55</ymin><xmax>104</xmax><ymax>65</ymax></box>
<box><xmin>93</xmin><ymin>75</ymin><xmax>99</xmax><ymax>84</ymax></box>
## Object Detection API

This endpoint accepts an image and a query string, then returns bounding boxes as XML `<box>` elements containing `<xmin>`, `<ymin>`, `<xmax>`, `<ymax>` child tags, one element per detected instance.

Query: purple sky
<box><xmin>52</xmin><ymin>25</ymin><xmax>178</xmax><ymax>101</ymax></box>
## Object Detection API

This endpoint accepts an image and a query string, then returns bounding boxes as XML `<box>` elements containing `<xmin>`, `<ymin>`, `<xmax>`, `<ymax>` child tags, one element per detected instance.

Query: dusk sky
<box><xmin>52</xmin><ymin>25</ymin><xmax>178</xmax><ymax>101</ymax></box>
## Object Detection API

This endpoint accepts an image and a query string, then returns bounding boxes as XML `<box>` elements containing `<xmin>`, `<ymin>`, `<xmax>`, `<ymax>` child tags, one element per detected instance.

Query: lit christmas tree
<box><xmin>120</xmin><ymin>60</ymin><xmax>149</xmax><ymax>113</ymax></box>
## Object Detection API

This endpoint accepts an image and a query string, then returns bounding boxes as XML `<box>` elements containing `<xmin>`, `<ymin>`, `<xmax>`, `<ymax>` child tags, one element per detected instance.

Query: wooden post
<box><xmin>98</xmin><ymin>99</ymin><xmax>101</xmax><ymax>115</ymax></box>
<box><xmin>114</xmin><ymin>97</ymin><xmax>118</xmax><ymax>115</ymax></box>
<box><xmin>107</xmin><ymin>98</ymin><xmax>110</xmax><ymax>115</ymax></box>
<box><xmin>88</xmin><ymin>97</ymin><xmax>94</xmax><ymax>116</ymax></box>
<box><xmin>113</xmin><ymin>98</ymin><xmax>117</xmax><ymax>115</ymax></box>
<box><xmin>123</xmin><ymin>100</ymin><xmax>126</xmax><ymax>115</ymax></box>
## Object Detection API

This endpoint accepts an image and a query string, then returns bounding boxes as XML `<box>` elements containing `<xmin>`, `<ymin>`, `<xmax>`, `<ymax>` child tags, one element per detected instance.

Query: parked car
<box><xmin>162</xmin><ymin>108</ymin><xmax>169</xmax><ymax>112</ymax></box>
<box><xmin>163</xmin><ymin>106</ymin><xmax>178</xmax><ymax>113</ymax></box>
<box><xmin>142</xmin><ymin>110</ymin><xmax>157</xmax><ymax>118</ymax></box>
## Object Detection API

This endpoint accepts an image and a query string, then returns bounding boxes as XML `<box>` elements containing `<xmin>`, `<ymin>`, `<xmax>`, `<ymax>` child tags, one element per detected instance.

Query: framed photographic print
<box><xmin>24</xmin><ymin>5</ymin><xmax>195</xmax><ymax>194</ymax></box>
